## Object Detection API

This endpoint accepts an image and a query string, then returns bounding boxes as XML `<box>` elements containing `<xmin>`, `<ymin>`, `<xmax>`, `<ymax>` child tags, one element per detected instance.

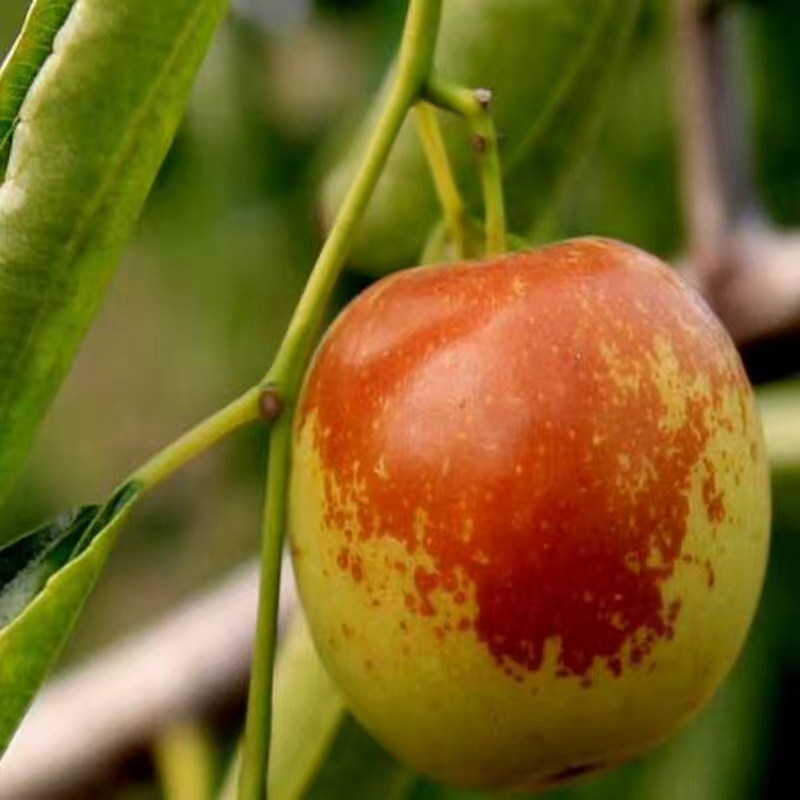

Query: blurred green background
<box><xmin>1</xmin><ymin>0</ymin><xmax>799</xmax><ymax>797</ymax></box>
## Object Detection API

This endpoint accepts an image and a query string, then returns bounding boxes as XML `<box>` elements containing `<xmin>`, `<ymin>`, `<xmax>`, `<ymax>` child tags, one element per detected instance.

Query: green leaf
<box><xmin>0</xmin><ymin>482</ymin><xmax>140</xmax><ymax>752</ymax></box>
<box><xmin>759</xmin><ymin>381</ymin><xmax>800</xmax><ymax>478</ymax></box>
<box><xmin>0</xmin><ymin>0</ymin><xmax>230</xmax><ymax>507</ymax></box>
<box><xmin>0</xmin><ymin>504</ymin><xmax>98</xmax><ymax>628</ymax></box>
<box><xmin>221</xmin><ymin>615</ymin><xmax>415</xmax><ymax>800</ymax></box>
<box><xmin>277</xmin><ymin>619</ymin><xmax>415</xmax><ymax>800</ymax></box>
<box><xmin>0</xmin><ymin>0</ymin><xmax>76</xmax><ymax>175</ymax></box>
<box><xmin>759</xmin><ymin>382</ymin><xmax>800</xmax><ymax>566</ymax></box>
<box><xmin>304</xmin><ymin>714</ymin><xmax>415</xmax><ymax>800</ymax></box>
<box><xmin>269</xmin><ymin>614</ymin><xmax>350</xmax><ymax>800</ymax></box>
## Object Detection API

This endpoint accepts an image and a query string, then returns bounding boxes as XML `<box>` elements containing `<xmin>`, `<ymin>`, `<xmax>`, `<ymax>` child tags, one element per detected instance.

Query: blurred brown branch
<box><xmin>682</xmin><ymin>223</ymin><xmax>800</xmax><ymax>345</ymax></box>
<box><xmin>675</xmin><ymin>0</ymin><xmax>800</xmax><ymax>352</ymax></box>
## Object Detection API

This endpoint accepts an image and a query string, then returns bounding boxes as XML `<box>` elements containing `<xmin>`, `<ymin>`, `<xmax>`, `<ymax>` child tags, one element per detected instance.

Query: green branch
<box><xmin>238</xmin><ymin>415</ymin><xmax>292</xmax><ymax>800</ymax></box>
<box><xmin>414</xmin><ymin>102</ymin><xmax>468</xmax><ymax>258</ymax></box>
<box><xmin>425</xmin><ymin>76</ymin><xmax>508</xmax><ymax>255</ymax></box>
<box><xmin>133</xmin><ymin>387</ymin><xmax>263</xmax><ymax>491</ymax></box>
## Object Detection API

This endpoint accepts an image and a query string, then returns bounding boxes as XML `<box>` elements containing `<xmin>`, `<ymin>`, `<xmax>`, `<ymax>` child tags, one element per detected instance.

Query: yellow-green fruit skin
<box><xmin>289</xmin><ymin>239</ymin><xmax>771</xmax><ymax>790</ymax></box>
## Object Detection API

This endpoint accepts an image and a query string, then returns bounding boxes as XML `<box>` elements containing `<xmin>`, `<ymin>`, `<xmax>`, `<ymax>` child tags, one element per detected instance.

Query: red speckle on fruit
<box><xmin>300</xmin><ymin>240</ymin><xmax>749</xmax><ymax>681</ymax></box>
<box><xmin>702</xmin><ymin>459</ymin><xmax>726</xmax><ymax>524</ymax></box>
<box><xmin>415</xmin><ymin>567</ymin><xmax>440</xmax><ymax>616</ymax></box>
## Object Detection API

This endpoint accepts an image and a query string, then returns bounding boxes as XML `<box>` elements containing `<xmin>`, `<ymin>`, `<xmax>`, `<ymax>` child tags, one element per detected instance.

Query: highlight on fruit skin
<box><xmin>288</xmin><ymin>237</ymin><xmax>771</xmax><ymax>790</ymax></box>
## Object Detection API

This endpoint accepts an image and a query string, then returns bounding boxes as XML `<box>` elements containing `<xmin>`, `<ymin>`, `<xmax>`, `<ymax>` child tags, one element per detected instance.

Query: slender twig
<box><xmin>237</xmin><ymin>418</ymin><xmax>292</xmax><ymax>800</ymax></box>
<box><xmin>414</xmin><ymin>101</ymin><xmax>468</xmax><ymax>258</ymax></box>
<box><xmin>133</xmin><ymin>387</ymin><xmax>263</xmax><ymax>491</ymax></box>
<box><xmin>424</xmin><ymin>77</ymin><xmax>507</xmax><ymax>255</ymax></box>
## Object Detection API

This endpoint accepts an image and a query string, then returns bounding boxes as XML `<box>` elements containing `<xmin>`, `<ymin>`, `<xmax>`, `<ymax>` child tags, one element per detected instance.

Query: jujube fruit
<box><xmin>289</xmin><ymin>238</ymin><xmax>770</xmax><ymax>790</ymax></box>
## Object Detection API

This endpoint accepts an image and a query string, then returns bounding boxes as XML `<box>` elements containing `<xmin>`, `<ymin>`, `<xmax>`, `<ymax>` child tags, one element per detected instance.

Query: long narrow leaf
<box><xmin>0</xmin><ymin>0</ymin><xmax>76</xmax><ymax>174</ymax></box>
<box><xmin>0</xmin><ymin>0</ymin><xmax>230</xmax><ymax>506</ymax></box>
<box><xmin>221</xmin><ymin>616</ymin><xmax>415</xmax><ymax>800</ymax></box>
<box><xmin>0</xmin><ymin>504</ymin><xmax>98</xmax><ymax>628</ymax></box>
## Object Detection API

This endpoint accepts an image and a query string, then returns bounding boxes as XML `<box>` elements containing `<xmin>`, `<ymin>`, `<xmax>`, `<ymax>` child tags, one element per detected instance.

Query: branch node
<box><xmin>471</xmin><ymin>133</ymin><xmax>488</xmax><ymax>154</ymax></box>
<box><xmin>259</xmin><ymin>387</ymin><xmax>284</xmax><ymax>422</ymax></box>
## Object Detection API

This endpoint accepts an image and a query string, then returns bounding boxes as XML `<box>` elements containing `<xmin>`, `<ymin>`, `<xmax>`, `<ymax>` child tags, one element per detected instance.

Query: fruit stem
<box><xmin>132</xmin><ymin>386</ymin><xmax>263</xmax><ymax>491</ymax></box>
<box><xmin>424</xmin><ymin>76</ymin><xmax>508</xmax><ymax>256</ymax></box>
<box><xmin>414</xmin><ymin>101</ymin><xmax>468</xmax><ymax>259</ymax></box>
<box><xmin>265</xmin><ymin>0</ymin><xmax>444</xmax><ymax>402</ymax></box>
<box><xmin>238</xmin><ymin>414</ymin><xmax>292</xmax><ymax>800</ymax></box>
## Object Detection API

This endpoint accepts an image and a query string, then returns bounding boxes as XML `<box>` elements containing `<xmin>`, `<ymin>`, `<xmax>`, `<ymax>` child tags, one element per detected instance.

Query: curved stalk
<box><xmin>414</xmin><ymin>102</ymin><xmax>468</xmax><ymax>258</ymax></box>
<box><xmin>132</xmin><ymin>387</ymin><xmax>263</xmax><ymax>491</ymax></box>
<box><xmin>425</xmin><ymin>76</ymin><xmax>508</xmax><ymax>255</ymax></box>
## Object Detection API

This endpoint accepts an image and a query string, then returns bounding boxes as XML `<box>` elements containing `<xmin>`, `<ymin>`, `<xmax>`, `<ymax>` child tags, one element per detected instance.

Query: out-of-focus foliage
<box><xmin>0</xmin><ymin>0</ymin><xmax>799</xmax><ymax>797</ymax></box>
